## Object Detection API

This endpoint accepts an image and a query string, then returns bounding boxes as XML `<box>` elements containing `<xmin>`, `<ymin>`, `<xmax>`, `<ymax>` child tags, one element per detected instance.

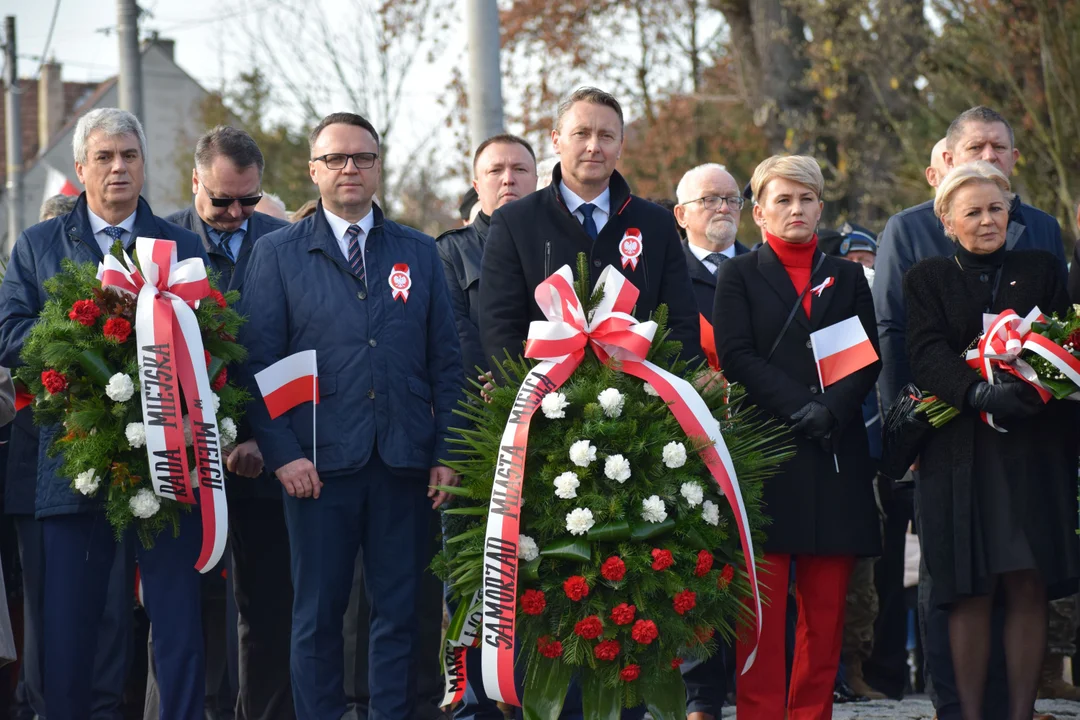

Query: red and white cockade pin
<box><xmin>388</xmin><ymin>263</ymin><xmax>411</xmax><ymax>303</ymax></box>
<box><xmin>810</xmin><ymin>277</ymin><xmax>835</xmax><ymax>298</ymax></box>
<box><xmin>619</xmin><ymin>228</ymin><xmax>643</xmax><ymax>270</ymax></box>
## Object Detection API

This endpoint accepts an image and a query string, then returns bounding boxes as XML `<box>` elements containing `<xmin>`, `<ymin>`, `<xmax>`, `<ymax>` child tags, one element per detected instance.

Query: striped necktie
<box><xmin>217</xmin><ymin>231</ymin><xmax>236</xmax><ymax>263</ymax></box>
<box><xmin>345</xmin><ymin>224</ymin><xmax>366</xmax><ymax>284</ymax></box>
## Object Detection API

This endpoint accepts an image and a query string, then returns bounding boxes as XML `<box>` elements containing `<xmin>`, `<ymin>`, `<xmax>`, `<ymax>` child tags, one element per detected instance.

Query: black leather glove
<box><xmin>965</xmin><ymin>377</ymin><xmax>1044</xmax><ymax>419</ymax></box>
<box><xmin>790</xmin><ymin>401</ymin><xmax>836</xmax><ymax>439</ymax></box>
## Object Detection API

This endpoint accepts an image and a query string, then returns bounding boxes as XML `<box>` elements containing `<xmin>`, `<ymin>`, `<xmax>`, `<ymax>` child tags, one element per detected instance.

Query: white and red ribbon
<box><xmin>619</xmin><ymin>229</ymin><xmax>643</xmax><ymax>270</ymax></box>
<box><xmin>97</xmin><ymin>238</ymin><xmax>228</xmax><ymax>574</ymax></box>
<box><xmin>440</xmin><ymin>589</ymin><xmax>483</xmax><ymax>707</ymax></box>
<box><xmin>810</xmin><ymin>277</ymin><xmax>834</xmax><ymax>298</ymax></box>
<box><xmin>389</xmin><ymin>263</ymin><xmax>411</xmax><ymax>303</ymax></box>
<box><xmin>479</xmin><ymin>265</ymin><xmax>761</xmax><ymax>705</ymax></box>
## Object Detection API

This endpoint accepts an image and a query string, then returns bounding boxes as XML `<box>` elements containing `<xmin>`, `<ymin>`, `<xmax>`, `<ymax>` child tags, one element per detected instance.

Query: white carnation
<box><xmin>210</xmin><ymin>393</ymin><xmax>221</xmax><ymax>413</ymax></box>
<box><xmin>641</xmin><ymin>495</ymin><xmax>668</xmax><ymax>524</ymax></box>
<box><xmin>553</xmin><ymin>471</ymin><xmax>580</xmax><ymax>499</ymax></box>
<box><xmin>565</xmin><ymin>507</ymin><xmax>595</xmax><ymax>536</ymax></box>
<box><xmin>663</xmin><ymin>441</ymin><xmax>687</xmax><ymax>469</ymax></box>
<box><xmin>74</xmin><ymin>469</ymin><xmax>101</xmax><ymax>496</ymax></box>
<box><xmin>182</xmin><ymin>416</ymin><xmax>193</xmax><ymax>446</ymax></box>
<box><xmin>681</xmin><ymin>481</ymin><xmax>704</xmax><ymax>507</ymax></box>
<box><xmin>129</xmin><ymin>488</ymin><xmax>161</xmax><ymax>519</ymax></box>
<box><xmin>702</xmin><ymin>500</ymin><xmax>720</xmax><ymax>526</ymax></box>
<box><xmin>125</xmin><ymin>422</ymin><xmax>146</xmax><ymax>449</ymax></box>
<box><xmin>603</xmin><ymin>454</ymin><xmax>631</xmax><ymax>483</ymax></box>
<box><xmin>518</xmin><ymin>534</ymin><xmax>539</xmax><ymax>562</ymax></box>
<box><xmin>597</xmin><ymin>388</ymin><xmax>625</xmax><ymax>418</ymax></box>
<box><xmin>643</xmin><ymin>382</ymin><xmax>660</xmax><ymax>397</ymax></box>
<box><xmin>190</xmin><ymin>468</ymin><xmax>200</xmax><ymax>488</ymax></box>
<box><xmin>541</xmin><ymin>392</ymin><xmax>568</xmax><ymax>419</ymax></box>
<box><xmin>105</xmin><ymin>372</ymin><xmax>135</xmax><ymax>402</ymax></box>
<box><xmin>219</xmin><ymin>417</ymin><xmax>238</xmax><ymax>446</ymax></box>
<box><xmin>568</xmin><ymin>440</ymin><xmax>597</xmax><ymax>468</ymax></box>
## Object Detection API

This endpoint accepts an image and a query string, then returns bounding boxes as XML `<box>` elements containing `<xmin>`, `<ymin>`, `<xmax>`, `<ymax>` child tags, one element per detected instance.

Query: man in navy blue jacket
<box><xmin>238</xmin><ymin>112</ymin><xmax>461</xmax><ymax>720</ymax></box>
<box><xmin>0</xmin><ymin>108</ymin><xmax>210</xmax><ymax>719</ymax></box>
<box><xmin>872</xmin><ymin>106</ymin><xmax>1065</xmax><ymax>720</ymax></box>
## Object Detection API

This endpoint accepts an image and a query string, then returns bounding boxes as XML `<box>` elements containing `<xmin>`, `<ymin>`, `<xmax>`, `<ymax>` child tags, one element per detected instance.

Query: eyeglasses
<box><xmin>683</xmin><ymin>195</ymin><xmax>744</xmax><ymax>211</ymax></box>
<box><xmin>312</xmin><ymin>153</ymin><xmax>379</xmax><ymax>170</ymax></box>
<box><xmin>206</xmin><ymin>193</ymin><xmax>263</xmax><ymax>208</ymax></box>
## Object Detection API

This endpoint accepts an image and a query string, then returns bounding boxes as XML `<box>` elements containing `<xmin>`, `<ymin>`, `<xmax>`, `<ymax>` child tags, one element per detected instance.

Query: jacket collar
<box><xmin>306</xmin><ymin>200</ymin><xmax>386</xmax><ymax>264</ymax></box>
<box><xmin>473</xmin><ymin>211</ymin><xmax>491</xmax><ymax>240</ymax></box>
<box><xmin>548</xmin><ymin>162</ymin><xmax>632</xmax><ymax>219</ymax></box>
<box><xmin>64</xmin><ymin>193</ymin><xmax>161</xmax><ymax>259</ymax></box>
<box><xmin>682</xmin><ymin>239</ymin><xmax>717</xmax><ymax>288</ymax></box>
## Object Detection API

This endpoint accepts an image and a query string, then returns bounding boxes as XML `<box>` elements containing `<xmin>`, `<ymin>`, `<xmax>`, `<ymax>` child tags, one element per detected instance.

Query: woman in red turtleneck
<box><xmin>712</xmin><ymin>156</ymin><xmax>881</xmax><ymax>719</ymax></box>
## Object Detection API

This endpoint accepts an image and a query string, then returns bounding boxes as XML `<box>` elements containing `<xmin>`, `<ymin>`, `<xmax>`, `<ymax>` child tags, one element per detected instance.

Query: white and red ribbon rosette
<box><xmin>478</xmin><ymin>265</ymin><xmax>761</xmax><ymax>706</ymax></box>
<box><xmin>389</xmin><ymin>263</ymin><xmax>411</xmax><ymax>303</ymax></box>
<box><xmin>963</xmin><ymin>307</ymin><xmax>1080</xmax><ymax>431</ymax></box>
<box><xmin>97</xmin><ymin>238</ymin><xmax>228</xmax><ymax>573</ymax></box>
<box><xmin>619</xmin><ymin>228</ymin><xmax>643</xmax><ymax>270</ymax></box>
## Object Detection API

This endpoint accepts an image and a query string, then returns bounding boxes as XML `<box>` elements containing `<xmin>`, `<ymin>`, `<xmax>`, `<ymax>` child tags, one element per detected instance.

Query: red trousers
<box><xmin>735</xmin><ymin>553</ymin><xmax>854</xmax><ymax>719</ymax></box>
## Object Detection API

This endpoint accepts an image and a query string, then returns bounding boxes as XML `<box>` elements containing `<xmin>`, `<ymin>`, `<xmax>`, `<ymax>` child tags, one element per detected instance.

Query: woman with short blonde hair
<box><xmin>933</xmin><ymin>162</ymin><xmax>1015</xmax><ymax>237</ymax></box>
<box><xmin>750</xmin><ymin>155</ymin><xmax>825</xmax><ymax>205</ymax></box>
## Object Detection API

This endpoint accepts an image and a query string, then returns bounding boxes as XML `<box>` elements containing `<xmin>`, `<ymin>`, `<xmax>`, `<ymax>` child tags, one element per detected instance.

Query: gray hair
<box><xmin>73</xmin><ymin>108</ymin><xmax>147</xmax><ymax>165</ymax></box>
<box><xmin>676</xmin><ymin>163</ymin><xmax>731</xmax><ymax>204</ymax></box>
<box><xmin>39</xmin><ymin>194</ymin><xmax>78</xmax><ymax>221</ymax></box>
<box><xmin>194</xmin><ymin>125</ymin><xmax>265</xmax><ymax>177</ymax></box>
<box><xmin>260</xmin><ymin>192</ymin><xmax>286</xmax><ymax>214</ymax></box>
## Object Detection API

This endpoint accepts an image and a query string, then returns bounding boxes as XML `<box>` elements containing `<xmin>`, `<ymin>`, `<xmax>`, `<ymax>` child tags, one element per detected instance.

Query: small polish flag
<box><xmin>809</xmin><ymin>316</ymin><xmax>878</xmax><ymax>388</ymax></box>
<box><xmin>254</xmin><ymin>350</ymin><xmax>319</xmax><ymax>419</ymax></box>
<box><xmin>42</xmin><ymin>164</ymin><xmax>80</xmax><ymax>204</ymax></box>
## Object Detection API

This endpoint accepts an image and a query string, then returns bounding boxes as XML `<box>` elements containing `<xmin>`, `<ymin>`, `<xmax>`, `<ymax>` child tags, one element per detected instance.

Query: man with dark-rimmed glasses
<box><xmin>166</xmin><ymin>125</ymin><xmax>293</xmax><ymax>720</ymax></box>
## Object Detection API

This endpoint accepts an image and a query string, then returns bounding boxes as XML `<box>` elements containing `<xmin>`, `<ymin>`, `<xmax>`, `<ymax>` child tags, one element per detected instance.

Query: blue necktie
<box><xmin>217</xmin><ymin>231</ymin><xmax>236</xmax><ymax>263</ymax></box>
<box><xmin>102</xmin><ymin>226</ymin><xmax>125</xmax><ymax>249</ymax></box>
<box><xmin>705</xmin><ymin>252</ymin><xmax>727</xmax><ymax>274</ymax></box>
<box><xmin>579</xmin><ymin>203</ymin><xmax>599</xmax><ymax>241</ymax></box>
<box><xmin>346</xmin><ymin>224</ymin><xmax>366</xmax><ymax>285</ymax></box>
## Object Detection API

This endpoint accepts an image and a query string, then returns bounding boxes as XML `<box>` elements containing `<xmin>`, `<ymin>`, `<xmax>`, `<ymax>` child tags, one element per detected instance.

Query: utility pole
<box><xmin>4</xmin><ymin>15</ymin><xmax>23</xmax><ymax>246</ymax></box>
<box><xmin>117</xmin><ymin>0</ymin><xmax>143</xmax><ymax>121</ymax></box>
<box><xmin>466</xmin><ymin>0</ymin><xmax>504</xmax><ymax>149</ymax></box>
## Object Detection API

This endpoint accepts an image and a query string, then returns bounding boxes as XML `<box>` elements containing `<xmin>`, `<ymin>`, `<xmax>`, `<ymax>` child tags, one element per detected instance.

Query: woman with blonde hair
<box><xmin>904</xmin><ymin>161</ymin><xmax>1080</xmax><ymax>720</ymax></box>
<box><xmin>714</xmin><ymin>155</ymin><xmax>881</xmax><ymax>718</ymax></box>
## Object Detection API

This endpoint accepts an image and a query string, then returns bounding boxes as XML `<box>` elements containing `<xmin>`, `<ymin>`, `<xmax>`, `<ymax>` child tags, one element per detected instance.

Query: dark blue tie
<box><xmin>346</xmin><ymin>224</ymin><xmax>366</xmax><ymax>285</ymax></box>
<box><xmin>102</xmin><ymin>226</ymin><xmax>125</xmax><ymax>248</ymax></box>
<box><xmin>579</xmin><ymin>203</ymin><xmax>599</xmax><ymax>241</ymax></box>
<box><xmin>705</xmin><ymin>252</ymin><xmax>727</xmax><ymax>274</ymax></box>
<box><xmin>217</xmin><ymin>231</ymin><xmax>236</xmax><ymax>263</ymax></box>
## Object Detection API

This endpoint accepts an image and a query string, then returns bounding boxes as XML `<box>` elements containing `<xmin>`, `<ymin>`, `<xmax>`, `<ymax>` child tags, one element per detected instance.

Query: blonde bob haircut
<box><xmin>750</xmin><ymin>155</ymin><xmax>824</xmax><ymax>204</ymax></box>
<box><xmin>933</xmin><ymin>161</ymin><xmax>1014</xmax><ymax>226</ymax></box>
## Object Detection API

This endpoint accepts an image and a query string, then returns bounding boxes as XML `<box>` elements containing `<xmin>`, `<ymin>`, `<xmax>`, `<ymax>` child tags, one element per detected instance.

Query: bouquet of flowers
<box><xmin>433</xmin><ymin>255</ymin><xmax>792</xmax><ymax>719</ymax></box>
<box><xmin>15</xmin><ymin>240</ymin><xmax>249</xmax><ymax>555</ymax></box>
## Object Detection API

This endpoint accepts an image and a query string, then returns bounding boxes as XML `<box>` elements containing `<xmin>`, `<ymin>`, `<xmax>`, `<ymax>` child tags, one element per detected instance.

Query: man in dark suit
<box><xmin>166</xmin><ymin>126</ymin><xmax>293</xmax><ymax>720</ymax></box>
<box><xmin>479</xmin><ymin>87</ymin><xmax>700</xmax><ymax>368</ymax></box>
<box><xmin>238</xmin><ymin>112</ymin><xmax>461</xmax><ymax>720</ymax></box>
<box><xmin>0</xmin><ymin>108</ymin><xmax>210</xmax><ymax>719</ymax></box>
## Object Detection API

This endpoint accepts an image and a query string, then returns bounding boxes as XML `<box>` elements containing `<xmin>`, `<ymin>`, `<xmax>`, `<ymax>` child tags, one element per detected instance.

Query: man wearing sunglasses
<box><xmin>166</xmin><ymin>125</ymin><xmax>293</xmax><ymax>720</ymax></box>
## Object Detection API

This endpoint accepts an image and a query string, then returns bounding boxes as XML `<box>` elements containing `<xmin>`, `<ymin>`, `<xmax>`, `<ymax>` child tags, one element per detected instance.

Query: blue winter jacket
<box><xmin>0</xmin><ymin>194</ymin><xmax>208</xmax><ymax>517</ymax></box>
<box><xmin>237</xmin><ymin>202</ymin><xmax>462</xmax><ymax>476</ymax></box>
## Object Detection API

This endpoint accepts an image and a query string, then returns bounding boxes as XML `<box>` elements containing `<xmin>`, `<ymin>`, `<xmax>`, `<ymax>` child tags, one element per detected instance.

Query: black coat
<box><xmin>479</xmin><ymin>164</ymin><xmax>700</xmax><ymax>367</ymax></box>
<box><xmin>682</xmin><ymin>239</ymin><xmax>751</xmax><ymax>318</ymax></box>
<box><xmin>437</xmin><ymin>212</ymin><xmax>489</xmax><ymax>379</ymax></box>
<box><xmin>905</xmin><ymin>249</ymin><xmax>1080</xmax><ymax>603</ymax></box>
<box><xmin>713</xmin><ymin>242</ymin><xmax>882</xmax><ymax>556</ymax></box>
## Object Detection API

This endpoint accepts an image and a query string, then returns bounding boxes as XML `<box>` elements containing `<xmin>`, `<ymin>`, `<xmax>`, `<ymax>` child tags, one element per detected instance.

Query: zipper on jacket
<box><xmin>545</xmin><ymin>241</ymin><xmax>551</xmax><ymax>279</ymax></box>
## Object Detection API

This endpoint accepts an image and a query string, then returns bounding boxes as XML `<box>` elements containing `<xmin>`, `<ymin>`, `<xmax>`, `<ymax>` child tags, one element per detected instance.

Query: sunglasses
<box><xmin>207</xmin><ymin>194</ymin><xmax>263</xmax><ymax>208</ymax></box>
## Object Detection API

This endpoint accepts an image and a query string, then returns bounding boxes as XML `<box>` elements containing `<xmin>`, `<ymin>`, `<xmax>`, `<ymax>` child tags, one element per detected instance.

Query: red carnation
<box><xmin>651</xmin><ymin>548</ymin><xmax>674</xmax><ymax>571</ymax></box>
<box><xmin>204</xmin><ymin>350</ymin><xmax>212</xmax><ymax>368</ymax></box>
<box><xmin>574</xmin><ymin>615</ymin><xmax>603</xmax><ymax>640</ymax></box>
<box><xmin>102</xmin><ymin>317</ymin><xmax>132</xmax><ymax>343</ymax></box>
<box><xmin>671</xmin><ymin>657</ymin><xmax>684</xmax><ymax>669</ymax></box>
<box><xmin>610</xmin><ymin>603</ymin><xmax>636</xmax><ymax>626</ymax></box>
<box><xmin>69</xmin><ymin>299</ymin><xmax>102</xmax><ymax>326</ymax></box>
<box><xmin>601</xmin><ymin>556</ymin><xmax>626</xmax><ymax>582</ymax></box>
<box><xmin>717</xmin><ymin>564</ymin><xmax>735</xmax><ymax>590</ymax></box>
<box><xmin>695</xmin><ymin>550</ymin><xmax>714</xmax><ymax>578</ymax></box>
<box><xmin>674</xmin><ymin>589</ymin><xmax>697</xmax><ymax>615</ymax></box>
<box><xmin>537</xmin><ymin>636</ymin><xmax>563</xmax><ymax>659</ymax></box>
<box><xmin>521</xmin><ymin>589</ymin><xmax>546</xmax><ymax>615</ymax></box>
<box><xmin>620</xmin><ymin>664</ymin><xmax>641</xmax><ymax>682</ymax></box>
<box><xmin>631</xmin><ymin>619</ymin><xmax>659</xmax><ymax>645</ymax></box>
<box><xmin>211</xmin><ymin>367</ymin><xmax>227</xmax><ymax>391</ymax></box>
<box><xmin>593</xmin><ymin>639</ymin><xmax>620</xmax><ymax>662</ymax></box>
<box><xmin>563</xmin><ymin>576</ymin><xmax>589</xmax><ymax>601</ymax></box>
<box><xmin>41</xmin><ymin>369</ymin><xmax>68</xmax><ymax>395</ymax></box>
<box><xmin>209</xmin><ymin>289</ymin><xmax>227</xmax><ymax>309</ymax></box>
<box><xmin>693</xmin><ymin>626</ymin><xmax>715</xmax><ymax>644</ymax></box>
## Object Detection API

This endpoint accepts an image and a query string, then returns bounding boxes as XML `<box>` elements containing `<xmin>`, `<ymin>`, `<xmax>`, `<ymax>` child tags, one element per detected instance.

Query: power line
<box><xmin>36</xmin><ymin>0</ymin><xmax>62</xmax><ymax>77</ymax></box>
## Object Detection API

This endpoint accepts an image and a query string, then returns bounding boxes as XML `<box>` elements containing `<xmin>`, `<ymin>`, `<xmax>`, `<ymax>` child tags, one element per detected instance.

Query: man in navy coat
<box><xmin>0</xmin><ymin>108</ymin><xmax>210</xmax><ymax>719</ymax></box>
<box><xmin>166</xmin><ymin>125</ymin><xmax>293</xmax><ymax>720</ymax></box>
<box><xmin>238</xmin><ymin>112</ymin><xmax>461</xmax><ymax>720</ymax></box>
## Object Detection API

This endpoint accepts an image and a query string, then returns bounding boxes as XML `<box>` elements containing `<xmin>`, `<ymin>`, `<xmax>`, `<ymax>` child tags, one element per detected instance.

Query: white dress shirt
<box><xmin>86</xmin><ymin>207</ymin><xmax>136</xmax><ymax>256</ymax></box>
<box><xmin>559</xmin><ymin>182</ymin><xmax>611</xmax><ymax>236</ymax></box>
<box><xmin>322</xmin><ymin>206</ymin><xmax>375</xmax><ymax>269</ymax></box>
<box><xmin>687</xmin><ymin>241</ymin><xmax>736</xmax><ymax>275</ymax></box>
